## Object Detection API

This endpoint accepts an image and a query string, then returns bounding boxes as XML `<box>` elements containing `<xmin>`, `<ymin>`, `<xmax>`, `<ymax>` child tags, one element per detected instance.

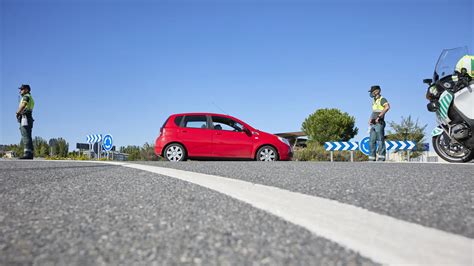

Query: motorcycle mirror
<box><xmin>427</xmin><ymin>102</ymin><xmax>438</xmax><ymax>112</ymax></box>
<box><xmin>423</xmin><ymin>79</ymin><xmax>432</xmax><ymax>85</ymax></box>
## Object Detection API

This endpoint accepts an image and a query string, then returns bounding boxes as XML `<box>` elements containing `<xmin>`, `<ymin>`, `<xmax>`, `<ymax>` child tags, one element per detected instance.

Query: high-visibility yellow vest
<box><xmin>455</xmin><ymin>55</ymin><xmax>474</xmax><ymax>77</ymax></box>
<box><xmin>372</xmin><ymin>96</ymin><xmax>386</xmax><ymax>112</ymax></box>
<box><xmin>19</xmin><ymin>93</ymin><xmax>35</xmax><ymax>112</ymax></box>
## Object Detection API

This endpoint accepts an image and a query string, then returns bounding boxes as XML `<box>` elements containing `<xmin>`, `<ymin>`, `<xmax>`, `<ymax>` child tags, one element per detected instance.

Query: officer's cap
<box><xmin>368</xmin><ymin>85</ymin><xmax>381</xmax><ymax>92</ymax></box>
<box><xmin>19</xmin><ymin>84</ymin><xmax>31</xmax><ymax>91</ymax></box>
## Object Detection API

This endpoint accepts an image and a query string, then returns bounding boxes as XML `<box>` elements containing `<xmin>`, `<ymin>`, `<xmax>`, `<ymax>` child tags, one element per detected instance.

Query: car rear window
<box><xmin>183</xmin><ymin>115</ymin><xmax>207</xmax><ymax>129</ymax></box>
<box><xmin>174</xmin><ymin>116</ymin><xmax>183</xmax><ymax>126</ymax></box>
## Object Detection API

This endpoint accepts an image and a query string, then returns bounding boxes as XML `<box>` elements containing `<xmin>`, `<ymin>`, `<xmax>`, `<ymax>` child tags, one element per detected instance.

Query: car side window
<box><xmin>211</xmin><ymin>116</ymin><xmax>243</xmax><ymax>132</ymax></box>
<box><xmin>183</xmin><ymin>115</ymin><xmax>208</xmax><ymax>129</ymax></box>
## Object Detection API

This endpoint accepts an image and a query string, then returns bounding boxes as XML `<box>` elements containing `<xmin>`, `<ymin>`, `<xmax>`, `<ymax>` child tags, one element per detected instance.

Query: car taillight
<box><xmin>160</xmin><ymin>128</ymin><xmax>165</xmax><ymax>136</ymax></box>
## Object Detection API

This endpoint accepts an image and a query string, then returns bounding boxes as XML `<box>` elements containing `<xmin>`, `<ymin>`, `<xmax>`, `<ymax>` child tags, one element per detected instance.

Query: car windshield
<box><xmin>434</xmin><ymin>46</ymin><xmax>469</xmax><ymax>81</ymax></box>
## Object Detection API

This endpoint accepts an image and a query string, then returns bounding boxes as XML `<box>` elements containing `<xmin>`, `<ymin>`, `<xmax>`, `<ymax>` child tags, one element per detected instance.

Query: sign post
<box><xmin>86</xmin><ymin>134</ymin><xmax>103</xmax><ymax>159</ymax></box>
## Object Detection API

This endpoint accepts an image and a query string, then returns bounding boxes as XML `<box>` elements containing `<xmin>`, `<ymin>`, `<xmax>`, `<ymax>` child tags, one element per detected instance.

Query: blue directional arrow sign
<box><xmin>324</xmin><ymin>141</ymin><xmax>359</xmax><ymax>151</ymax></box>
<box><xmin>385</xmin><ymin>140</ymin><xmax>416</xmax><ymax>151</ymax></box>
<box><xmin>386</xmin><ymin>141</ymin><xmax>395</xmax><ymax>150</ymax></box>
<box><xmin>359</xmin><ymin>137</ymin><xmax>371</xmax><ymax>155</ymax></box>
<box><xmin>86</xmin><ymin>134</ymin><xmax>102</xmax><ymax>143</ymax></box>
<box><xmin>102</xmin><ymin>134</ymin><xmax>113</xmax><ymax>151</ymax></box>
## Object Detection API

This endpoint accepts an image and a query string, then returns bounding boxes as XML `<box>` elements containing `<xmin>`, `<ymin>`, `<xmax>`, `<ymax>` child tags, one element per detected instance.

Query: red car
<box><xmin>155</xmin><ymin>113</ymin><xmax>293</xmax><ymax>161</ymax></box>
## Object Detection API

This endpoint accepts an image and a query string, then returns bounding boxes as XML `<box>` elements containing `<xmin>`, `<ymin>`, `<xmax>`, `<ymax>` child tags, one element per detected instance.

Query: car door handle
<box><xmin>216</xmin><ymin>132</ymin><xmax>222</xmax><ymax>135</ymax></box>
<box><xmin>182</xmin><ymin>130</ymin><xmax>187</xmax><ymax>133</ymax></box>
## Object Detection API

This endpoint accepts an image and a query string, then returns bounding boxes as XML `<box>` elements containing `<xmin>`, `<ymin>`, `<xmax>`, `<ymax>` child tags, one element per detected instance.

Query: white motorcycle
<box><xmin>424</xmin><ymin>47</ymin><xmax>474</xmax><ymax>163</ymax></box>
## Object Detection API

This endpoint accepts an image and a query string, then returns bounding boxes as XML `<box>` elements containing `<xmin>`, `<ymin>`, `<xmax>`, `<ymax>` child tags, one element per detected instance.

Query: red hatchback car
<box><xmin>155</xmin><ymin>113</ymin><xmax>293</xmax><ymax>161</ymax></box>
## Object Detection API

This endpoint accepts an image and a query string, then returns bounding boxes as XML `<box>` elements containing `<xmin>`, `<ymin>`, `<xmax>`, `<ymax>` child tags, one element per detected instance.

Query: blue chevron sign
<box><xmin>385</xmin><ymin>140</ymin><xmax>416</xmax><ymax>151</ymax></box>
<box><xmin>360</xmin><ymin>138</ymin><xmax>416</xmax><ymax>155</ymax></box>
<box><xmin>86</xmin><ymin>134</ymin><xmax>103</xmax><ymax>143</ymax></box>
<box><xmin>324</xmin><ymin>141</ymin><xmax>359</xmax><ymax>151</ymax></box>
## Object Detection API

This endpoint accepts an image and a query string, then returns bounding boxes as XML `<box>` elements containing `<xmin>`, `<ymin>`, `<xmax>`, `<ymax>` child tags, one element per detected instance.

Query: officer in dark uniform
<box><xmin>16</xmin><ymin>84</ymin><xmax>35</xmax><ymax>159</ymax></box>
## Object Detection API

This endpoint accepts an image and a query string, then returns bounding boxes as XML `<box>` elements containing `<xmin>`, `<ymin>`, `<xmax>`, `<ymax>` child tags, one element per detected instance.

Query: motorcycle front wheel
<box><xmin>432</xmin><ymin>133</ymin><xmax>473</xmax><ymax>163</ymax></box>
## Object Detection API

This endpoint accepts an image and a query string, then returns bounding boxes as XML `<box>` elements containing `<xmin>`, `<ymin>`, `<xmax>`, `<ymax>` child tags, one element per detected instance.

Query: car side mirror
<box><xmin>423</xmin><ymin>79</ymin><xmax>432</xmax><ymax>85</ymax></box>
<box><xmin>243</xmin><ymin>127</ymin><xmax>251</xmax><ymax>135</ymax></box>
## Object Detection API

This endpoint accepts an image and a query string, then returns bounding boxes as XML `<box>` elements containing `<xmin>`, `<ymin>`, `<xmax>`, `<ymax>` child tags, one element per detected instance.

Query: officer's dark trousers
<box><xmin>19</xmin><ymin>117</ymin><xmax>34</xmax><ymax>155</ymax></box>
<box><xmin>369</xmin><ymin>121</ymin><xmax>386</xmax><ymax>161</ymax></box>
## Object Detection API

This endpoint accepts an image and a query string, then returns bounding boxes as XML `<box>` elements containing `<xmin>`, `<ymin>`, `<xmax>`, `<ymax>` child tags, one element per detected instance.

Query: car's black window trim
<box><xmin>174</xmin><ymin>116</ymin><xmax>183</xmax><ymax>127</ymax></box>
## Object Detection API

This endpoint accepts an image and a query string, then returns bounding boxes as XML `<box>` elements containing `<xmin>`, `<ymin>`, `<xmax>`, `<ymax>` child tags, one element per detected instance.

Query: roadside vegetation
<box><xmin>297</xmin><ymin>108</ymin><xmax>361</xmax><ymax>161</ymax></box>
<box><xmin>119</xmin><ymin>143</ymin><xmax>161</xmax><ymax>161</ymax></box>
<box><xmin>296</xmin><ymin>109</ymin><xmax>426</xmax><ymax>161</ymax></box>
<box><xmin>387</xmin><ymin>116</ymin><xmax>428</xmax><ymax>159</ymax></box>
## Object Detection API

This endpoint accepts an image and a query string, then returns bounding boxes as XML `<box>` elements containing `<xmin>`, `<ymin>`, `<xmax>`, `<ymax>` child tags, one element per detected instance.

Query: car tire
<box><xmin>256</xmin><ymin>145</ymin><xmax>278</xmax><ymax>161</ymax></box>
<box><xmin>164</xmin><ymin>143</ymin><xmax>187</xmax><ymax>162</ymax></box>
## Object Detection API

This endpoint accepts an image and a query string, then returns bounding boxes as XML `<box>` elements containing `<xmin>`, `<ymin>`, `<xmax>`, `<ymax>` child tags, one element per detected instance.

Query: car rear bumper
<box><xmin>155</xmin><ymin>137</ymin><xmax>165</xmax><ymax>156</ymax></box>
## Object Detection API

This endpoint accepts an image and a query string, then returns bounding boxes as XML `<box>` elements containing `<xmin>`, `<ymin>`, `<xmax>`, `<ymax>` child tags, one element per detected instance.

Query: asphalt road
<box><xmin>137</xmin><ymin>161</ymin><xmax>474</xmax><ymax>238</ymax></box>
<box><xmin>1</xmin><ymin>160</ymin><xmax>472</xmax><ymax>265</ymax></box>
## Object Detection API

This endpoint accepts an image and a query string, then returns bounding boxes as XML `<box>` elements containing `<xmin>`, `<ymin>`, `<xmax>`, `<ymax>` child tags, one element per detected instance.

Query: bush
<box><xmin>302</xmin><ymin>108</ymin><xmax>358</xmax><ymax>145</ymax></box>
<box><xmin>46</xmin><ymin>156</ymin><xmax>70</xmax><ymax>160</ymax></box>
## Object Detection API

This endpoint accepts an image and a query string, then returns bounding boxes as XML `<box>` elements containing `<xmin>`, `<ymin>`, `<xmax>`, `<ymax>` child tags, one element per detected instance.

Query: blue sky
<box><xmin>1</xmin><ymin>0</ymin><xmax>473</xmax><ymax>149</ymax></box>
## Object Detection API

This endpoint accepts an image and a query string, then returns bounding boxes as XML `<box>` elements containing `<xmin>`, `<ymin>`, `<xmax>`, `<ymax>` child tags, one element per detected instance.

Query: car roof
<box><xmin>172</xmin><ymin>112</ymin><xmax>234</xmax><ymax>118</ymax></box>
<box><xmin>169</xmin><ymin>113</ymin><xmax>253</xmax><ymax>128</ymax></box>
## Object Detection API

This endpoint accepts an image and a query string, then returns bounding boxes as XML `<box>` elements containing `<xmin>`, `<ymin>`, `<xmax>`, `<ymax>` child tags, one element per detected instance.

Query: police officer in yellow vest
<box><xmin>368</xmin><ymin>85</ymin><xmax>390</xmax><ymax>161</ymax></box>
<box><xmin>16</xmin><ymin>84</ymin><xmax>35</xmax><ymax>159</ymax></box>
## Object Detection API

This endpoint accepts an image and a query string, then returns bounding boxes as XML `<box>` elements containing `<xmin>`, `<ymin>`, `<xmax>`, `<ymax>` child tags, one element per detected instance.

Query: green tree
<box><xmin>118</xmin><ymin>143</ymin><xmax>159</xmax><ymax>161</ymax></box>
<box><xmin>140</xmin><ymin>142</ymin><xmax>159</xmax><ymax>161</ymax></box>
<box><xmin>302</xmin><ymin>108</ymin><xmax>359</xmax><ymax>144</ymax></box>
<box><xmin>33</xmin><ymin>137</ymin><xmax>50</xmax><ymax>157</ymax></box>
<box><xmin>120</xmin><ymin>145</ymin><xmax>141</xmax><ymax>161</ymax></box>
<box><xmin>387</xmin><ymin>116</ymin><xmax>427</xmax><ymax>158</ymax></box>
<box><xmin>56</xmin><ymin>138</ymin><xmax>69</xmax><ymax>157</ymax></box>
<box><xmin>49</xmin><ymin>138</ymin><xmax>69</xmax><ymax>157</ymax></box>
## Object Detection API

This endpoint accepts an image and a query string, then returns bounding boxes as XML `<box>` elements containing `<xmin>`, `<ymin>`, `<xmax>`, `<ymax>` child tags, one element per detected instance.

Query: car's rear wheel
<box><xmin>164</xmin><ymin>143</ymin><xmax>187</xmax><ymax>162</ymax></box>
<box><xmin>256</xmin><ymin>146</ymin><xmax>278</xmax><ymax>161</ymax></box>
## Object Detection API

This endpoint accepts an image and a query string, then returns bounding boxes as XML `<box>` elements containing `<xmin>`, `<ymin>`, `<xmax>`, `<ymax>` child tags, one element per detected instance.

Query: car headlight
<box><xmin>278</xmin><ymin>137</ymin><xmax>290</xmax><ymax>146</ymax></box>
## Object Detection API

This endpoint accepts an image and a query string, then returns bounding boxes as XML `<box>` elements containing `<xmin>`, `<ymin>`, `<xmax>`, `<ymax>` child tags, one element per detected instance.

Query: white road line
<box><xmin>115</xmin><ymin>163</ymin><xmax>472</xmax><ymax>266</ymax></box>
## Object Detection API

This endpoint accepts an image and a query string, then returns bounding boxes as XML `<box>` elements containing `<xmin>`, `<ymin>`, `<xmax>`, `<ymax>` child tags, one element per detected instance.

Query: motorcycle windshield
<box><xmin>434</xmin><ymin>47</ymin><xmax>469</xmax><ymax>81</ymax></box>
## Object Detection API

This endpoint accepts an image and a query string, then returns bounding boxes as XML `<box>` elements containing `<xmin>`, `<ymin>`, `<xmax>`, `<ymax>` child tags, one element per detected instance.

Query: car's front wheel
<box><xmin>164</xmin><ymin>143</ymin><xmax>187</xmax><ymax>162</ymax></box>
<box><xmin>256</xmin><ymin>146</ymin><xmax>278</xmax><ymax>161</ymax></box>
